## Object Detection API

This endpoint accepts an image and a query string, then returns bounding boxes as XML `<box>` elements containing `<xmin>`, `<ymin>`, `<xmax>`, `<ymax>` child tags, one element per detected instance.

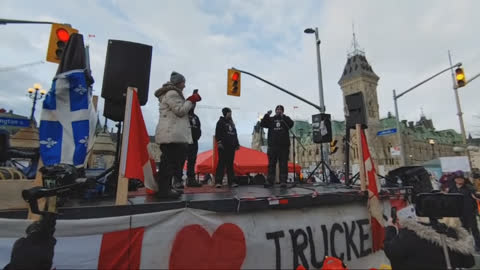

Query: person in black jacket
<box><xmin>4</xmin><ymin>213</ymin><xmax>57</xmax><ymax>270</ymax></box>
<box><xmin>384</xmin><ymin>217</ymin><xmax>475</xmax><ymax>269</ymax></box>
<box><xmin>183</xmin><ymin>102</ymin><xmax>202</xmax><ymax>187</ymax></box>
<box><xmin>260</xmin><ymin>105</ymin><xmax>294</xmax><ymax>188</ymax></box>
<box><xmin>214</xmin><ymin>107</ymin><xmax>239</xmax><ymax>188</ymax></box>
<box><xmin>448</xmin><ymin>170</ymin><xmax>480</xmax><ymax>250</ymax></box>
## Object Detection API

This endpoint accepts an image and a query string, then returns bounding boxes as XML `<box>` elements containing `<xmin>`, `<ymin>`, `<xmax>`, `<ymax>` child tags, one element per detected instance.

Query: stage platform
<box><xmin>0</xmin><ymin>183</ymin><xmax>411</xmax><ymax>220</ymax></box>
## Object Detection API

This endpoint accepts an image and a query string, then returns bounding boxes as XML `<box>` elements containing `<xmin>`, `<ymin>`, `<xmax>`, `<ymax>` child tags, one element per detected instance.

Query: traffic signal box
<box><xmin>455</xmin><ymin>67</ymin><xmax>466</xmax><ymax>88</ymax></box>
<box><xmin>330</xmin><ymin>139</ymin><xmax>338</xmax><ymax>155</ymax></box>
<box><xmin>227</xmin><ymin>69</ymin><xmax>241</xmax><ymax>96</ymax></box>
<box><xmin>46</xmin><ymin>23</ymin><xmax>79</xmax><ymax>63</ymax></box>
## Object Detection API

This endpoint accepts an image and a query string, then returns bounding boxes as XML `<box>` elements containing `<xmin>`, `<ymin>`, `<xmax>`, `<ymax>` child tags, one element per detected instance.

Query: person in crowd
<box><xmin>4</xmin><ymin>213</ymin><xmax>57</xmax><ymax>270</ymax></box>
<box><xmin>154</xmin><ymin>71</ymin><xmax>201</xmax><ymax>199</ymax></box>
<box><xmin>214</xmin><ymin>107</ymin><xmax>239</xmax><ymax>188</ymax></box>
<box><xmin>448</xmin><ymin>170</ymin><xmax>480</xmax><ymax>250</ymax></box>
<box><xmin>384</xmin><ymin>216</ymin><xmax>475</xmax><ymax>269</ymax></box>
<box><xmin>260</xmin><ymin>105</ymin><xmax>294</xmax><ymax>188</ymax></box>
<box><xmin>439</xmin><ymin>173</ymin><xmax>452</xmax><ymax>192</ymax></box>
<box><xmin>183</xmin><ymin>99</ymin><xmax>202</xmax><ymax>187</ymax></box>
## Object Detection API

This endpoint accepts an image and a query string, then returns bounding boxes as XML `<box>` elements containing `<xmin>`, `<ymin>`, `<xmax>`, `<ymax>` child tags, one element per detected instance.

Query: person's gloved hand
<box><xmin>217</xmin><ymin>142</ymin><xmax>224</xmax><ymax>150</ymax></box>
<box><xmin>235</xmin><ymin>145</ymin><xmax>240</xmax><ymax>151</ymax></box>
<box><xmin>187</xmin><ymin>93</ymin><xmax>202</xmax><ymax>103</ymax></box>
<box><xmin>267</xmin><ymin>110</ymin><xmax>272</xmax><ymax>115</ymax></box>
<box><xmin>7</xmin><ymin>235</ymin><xmax>56</xmax><ymax>270</ymax></box>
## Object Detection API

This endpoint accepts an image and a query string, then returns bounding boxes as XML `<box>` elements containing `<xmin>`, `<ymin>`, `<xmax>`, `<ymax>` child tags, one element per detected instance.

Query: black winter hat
<box><xmin>275</xmin><ymin>105</ymin><xmax>284</xmax><ymax>112</ymax></box>
<box><xmin>222</xmin><ymin>107</ymin><xmax>231</xmax><ymax>116</ymax></box>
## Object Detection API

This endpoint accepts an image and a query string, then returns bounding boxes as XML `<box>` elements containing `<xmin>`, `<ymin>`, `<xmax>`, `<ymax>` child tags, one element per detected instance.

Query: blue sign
<box><xmin>377</xmin><ymin>128</ymin><xmax>397</xmax><ymax>136</ymax></box>
<box><xmin>0</xmin><ymin>117</ymin><xmax>30</xmax><ymax>127</ymax></box>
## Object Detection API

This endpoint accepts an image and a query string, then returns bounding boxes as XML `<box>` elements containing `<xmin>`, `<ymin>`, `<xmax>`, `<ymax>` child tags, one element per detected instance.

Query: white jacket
<box><xmin>154</xmin><ymin>82</ymin><xmax>193</xmax><ymax>144</ymax></box>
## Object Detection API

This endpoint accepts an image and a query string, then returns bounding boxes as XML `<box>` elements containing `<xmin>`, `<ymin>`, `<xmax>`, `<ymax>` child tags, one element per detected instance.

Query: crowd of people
<box><xmin>153</xmin><ymin>71</ymin><xmax>294</xmax><ymax>199</ymax></box>
<box><xmin>383</xmin><ymin>170</ymin><xmax>480</xmax><ymax>269</ymax></box>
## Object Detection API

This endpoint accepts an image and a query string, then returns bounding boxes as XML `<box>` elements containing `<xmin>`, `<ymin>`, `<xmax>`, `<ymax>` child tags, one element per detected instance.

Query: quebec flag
<box><xmin>39</xmin><ymin>69</ymin><xmax>97</xmax><ymax>167</ymax></box>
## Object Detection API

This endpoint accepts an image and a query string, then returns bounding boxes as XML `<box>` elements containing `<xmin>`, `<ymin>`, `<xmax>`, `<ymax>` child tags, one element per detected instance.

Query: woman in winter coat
<box><xmin>154</xmin><ymin>71</ymin><xmax>201</xmax><ymax>199</ymax></box>
<box><xmin>384</xmin><ymin>217</ymin><xmax>475</xmax><ymax>269</ymax></box>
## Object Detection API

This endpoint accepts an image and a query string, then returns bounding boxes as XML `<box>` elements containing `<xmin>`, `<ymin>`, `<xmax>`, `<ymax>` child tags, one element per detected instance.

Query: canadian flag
<box><xmin>119</xmin><ymin>87</ymin><xmax>158</xmax><ymax>192</ymax></box>
<box><xmin>360</xmin><ymin>129</ymin><xmax>385</xmax><ymax>252</ymax></box>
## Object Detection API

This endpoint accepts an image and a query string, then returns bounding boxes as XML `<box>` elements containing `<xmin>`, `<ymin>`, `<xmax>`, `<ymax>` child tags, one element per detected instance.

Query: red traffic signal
<box><xmin>227</xmin><ymin>69</ymin><xmax>241</xmax><ymax>96</ymax></box>
<box><xmin>56</xmin><ymin>28</ymin><xmax>70</xmax><ymax>42</ymax></box>
<box><xmin>231</xmin><ymin>72</ymin><xmax>240</xmax><ymax>81</ymax></box>
<box><xmin>46</xmin><ymin>23</ymin><xmax>78</xmax><ymax>63</ymax></box>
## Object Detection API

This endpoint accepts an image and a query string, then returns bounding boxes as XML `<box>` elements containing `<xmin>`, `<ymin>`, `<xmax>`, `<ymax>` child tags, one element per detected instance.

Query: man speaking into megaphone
<box><xmin>260</xmin><ymin>105</ymin><xmax>294</xmax><ymax>188</ymax></box>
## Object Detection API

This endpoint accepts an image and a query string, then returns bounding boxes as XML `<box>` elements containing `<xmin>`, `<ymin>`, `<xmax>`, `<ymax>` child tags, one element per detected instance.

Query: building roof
<box><xmin>338</xmin><ymin>53</ymin><xmax>379</xmax><ymax>85</ymax></box>
<box><xmin>297</xmin><ymin>113</ymin><xmax>463</xmax><ymax>146</ymax></box>
<box><xmin>0</xmin><ymin>111</ymin><xmax>32</xmax><ymax>134</ymax></box>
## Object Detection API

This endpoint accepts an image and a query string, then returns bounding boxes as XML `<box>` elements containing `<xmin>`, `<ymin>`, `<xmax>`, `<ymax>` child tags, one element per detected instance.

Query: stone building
<box><xmin>252</xmin><ymin>39</ymin><xmax>465</xmax><ymax>175</ymax></box>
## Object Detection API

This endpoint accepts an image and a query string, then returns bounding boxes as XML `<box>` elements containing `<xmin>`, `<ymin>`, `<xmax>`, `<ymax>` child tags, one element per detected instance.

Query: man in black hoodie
<box><xmin>214</xmin><ymin>107</ymin><xmax>239</xmax><ymax>188</ymax></box>
<box><xmin>184</xmin><ymin>101</ymin><xmax>202</xmax><ymax>187</ymax></box>
<box><xmin>260</xmin><ymin>105</ymin><xmax>294</xmax><ymax>188</ymax></box>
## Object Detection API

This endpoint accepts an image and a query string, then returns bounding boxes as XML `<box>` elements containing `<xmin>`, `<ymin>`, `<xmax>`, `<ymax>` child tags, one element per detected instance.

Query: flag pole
<box><xmin>115</xmin><ymin>87</ymin><xmax>135</xmax><ymax>205</ymax></box>
<box><xmin>356</xmin><ymin>124</ymin><xmax>367</xmax><ymax>191</ymax></box>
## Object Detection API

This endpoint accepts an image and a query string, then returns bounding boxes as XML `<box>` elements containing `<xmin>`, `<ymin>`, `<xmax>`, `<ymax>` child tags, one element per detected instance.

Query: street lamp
<box><xmin>304</xmin><ymin>27</ymin><xmax>325</xmax><ymax>113</ymax></box>
<box><xmin>393</xmin><ymin>62</ymin><xmax>461</xmax><ymax>166</ymax></box>
<box><xmin>429</xmin><ymin>139</ymin><xmax>436</xmax><ymax>159</ymax></box>
<box><xmin>305</xmin><ymin>27</ymin><xmax>328</xmax><ymax>181</ymax></box>
<box><xmin>27</xmin><ymin>83</ymin><xmax>46</xmax><ymax>124</ymax></box>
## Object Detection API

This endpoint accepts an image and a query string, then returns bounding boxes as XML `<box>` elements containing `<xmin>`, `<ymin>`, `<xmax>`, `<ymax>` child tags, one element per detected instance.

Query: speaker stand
<box><xmin>306</xmin><ymin>142</ymin><xmax>339</xmax><ymax>186</ymax></box>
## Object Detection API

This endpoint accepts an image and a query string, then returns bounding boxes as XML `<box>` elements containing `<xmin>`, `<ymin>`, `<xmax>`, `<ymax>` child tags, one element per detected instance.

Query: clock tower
<box><xmin>338</xmin><ymin>33</ymin><xmax>380</xmax><ymax>158</ymax></box>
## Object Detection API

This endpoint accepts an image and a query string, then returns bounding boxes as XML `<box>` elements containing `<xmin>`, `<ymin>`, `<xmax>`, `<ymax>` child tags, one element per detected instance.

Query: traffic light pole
<box><xmin>448</xmin><ymin>51</ymin><xmax>468</xmax><ymax>146</ymax></box>
<box><xmin>393</xmin><ymin>62</ymin><xmax>462</xmax><ymax>166</ymax></box>
<box><xmin>448</xmin><ymin>51</ymin><xmax>475</xmax><ymax>170</ymax></box>
<box><xmin>0</xmin><ymin>18</ymin><xmax>70</xmax><ymax>26</ymax></box>
<box><xmin>232</xmin><ymin>68</ymin><xmax>322</xmax><ymax>111</ymax></box>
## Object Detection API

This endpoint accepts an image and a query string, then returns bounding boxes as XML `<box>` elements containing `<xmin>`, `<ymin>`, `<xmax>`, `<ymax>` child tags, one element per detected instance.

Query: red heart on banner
<box><xmin>169</xmin><ymin>223</ymin><xmax>246</xmax><ymax>270</ymax></box>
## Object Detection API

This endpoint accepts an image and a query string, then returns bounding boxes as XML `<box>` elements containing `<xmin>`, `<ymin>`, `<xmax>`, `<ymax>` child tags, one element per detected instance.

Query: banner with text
<box><xmin>0</xmin><ymin>203</ymin><xmax>397</xmax><ymax>269</ymax></box>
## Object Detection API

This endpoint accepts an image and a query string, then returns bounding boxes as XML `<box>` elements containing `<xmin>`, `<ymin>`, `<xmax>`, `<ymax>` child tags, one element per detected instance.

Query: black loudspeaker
<box><xmin>0</xmin><ymin>129</ymin><xmax>10</xmax><ymax>163</ymax></box>
<box><xmin>345</xmin><ymin>92</ymin><xmax>367</xmax><ymax>129</ymax></box>
<box><xmin>312</xmin><ymin>113</ymin><xmax>332</xmax><ymax>143</ymax></box>
<box><xmin>101</xmin><ymin>40</ymin><xmax>152</xmax><ymax>106</ymax></box>
<box><xmin>103</xmin><ymin>99</ymin><xmax>125</xmax><ymax>122</ymax></box>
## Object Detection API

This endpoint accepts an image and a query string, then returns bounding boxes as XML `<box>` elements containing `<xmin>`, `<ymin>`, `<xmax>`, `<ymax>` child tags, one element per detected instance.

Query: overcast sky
<box><xmin>1</xmin><ymin>0</ymin><xmax>479</xmax><ymax>152</ymax></box>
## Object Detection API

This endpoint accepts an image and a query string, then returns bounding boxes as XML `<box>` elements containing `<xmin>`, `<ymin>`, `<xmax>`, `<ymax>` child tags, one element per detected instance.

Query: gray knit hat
<box><xmin>170</xmin><ymin>71</ymin><xmax>186</xmax><ymax>85</ymax></box>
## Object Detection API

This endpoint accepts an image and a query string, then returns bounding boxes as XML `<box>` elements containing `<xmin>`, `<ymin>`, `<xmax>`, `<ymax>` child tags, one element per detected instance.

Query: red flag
<box><xmin>120</xmin><ymin>88</ymin><xmax>158</xmax><ymax>192</ymax></box>
<box><xmin>360</xmin><ymin>129</ymin><xmax>384</xmax><ymax>252</ymax></box>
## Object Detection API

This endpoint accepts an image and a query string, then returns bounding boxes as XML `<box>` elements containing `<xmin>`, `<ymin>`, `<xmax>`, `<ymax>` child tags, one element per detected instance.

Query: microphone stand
<box><xmin>278</xmin><ymin>117</ymin><xmax>306</xmax><ymax>188</ymax></box>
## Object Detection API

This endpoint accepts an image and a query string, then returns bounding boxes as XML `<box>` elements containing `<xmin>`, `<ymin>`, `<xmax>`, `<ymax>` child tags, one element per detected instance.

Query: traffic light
<box><xmin>330</xmin><ymin>139</ymin><xmax>338</xmax><ymax>155</ymax></box>
<box><xmin>227</xmin><ymin>69</ymin><xmax>241</xmax><ymax>96</ymax></box>
<box><xmin>46</xmin><ymin>23</ymin><xmax>78</xmax><ymax>63</ymax></box>
<box><xmin>455</xmin><ymin>67</ymin><xmax>466</xmax><ymax>88</ymax></box>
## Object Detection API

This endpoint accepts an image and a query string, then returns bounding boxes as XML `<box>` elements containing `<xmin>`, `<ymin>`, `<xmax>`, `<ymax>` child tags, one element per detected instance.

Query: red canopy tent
<box><xmin>186</xmin><ymin>146</ymin><xmax>301</xmax><ymax>175</ymax></box>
